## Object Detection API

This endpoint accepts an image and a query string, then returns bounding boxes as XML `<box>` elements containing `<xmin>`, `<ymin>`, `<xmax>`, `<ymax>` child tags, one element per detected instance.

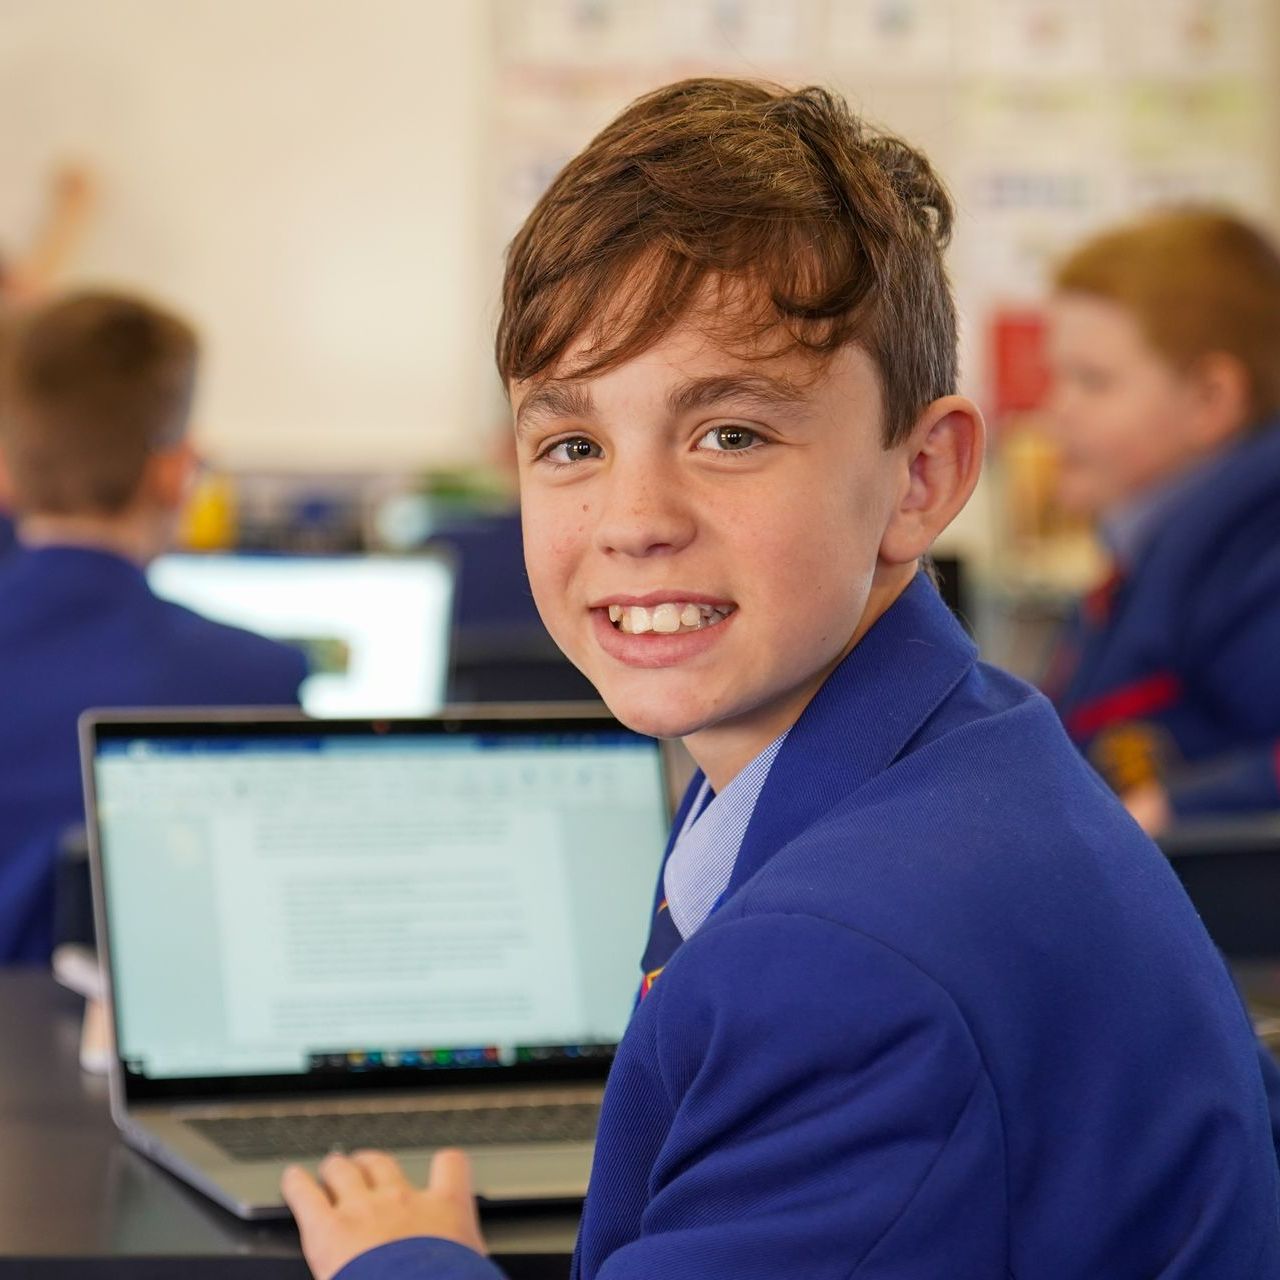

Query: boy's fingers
<box><xmin>428</xmin><ymin>1148</ymin><xmax>475</xmax><ymax>1202</ymax></box>
<box><xmin>428</xmin><ymin>1148</ymin><xmax>486</xmax><ymax>1252</ymax></box>
<box><xmin>350</xmin><ymin>1149</ymin><xmax>411</xmax><ymax>1189</ymax></box>
<box><xmin>317</xmin><ymin>1151</ymin><xmax>368</xmax><ymax>1199</ymax></box>
<box><xmin>281</xmin><ymin>1164</ymin><xmax>333</xmax><ymax>1225</ymax></box>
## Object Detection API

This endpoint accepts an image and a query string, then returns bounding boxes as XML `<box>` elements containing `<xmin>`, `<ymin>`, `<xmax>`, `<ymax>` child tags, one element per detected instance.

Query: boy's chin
<box><xmin>595</xmin><ymin>689</ymin><xmax>714</xmax><ymax>742</ymax></box>
<box><xmin>1056</xmin><ymin>470</ymin><xmax>1120</xmax><ymax>519</ymax></box>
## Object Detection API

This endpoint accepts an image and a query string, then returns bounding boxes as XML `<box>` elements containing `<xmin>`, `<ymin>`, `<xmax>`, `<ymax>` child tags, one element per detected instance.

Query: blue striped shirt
<box><xmin>663</xmin><ymin>731</ymin><xmax>788</xmax><ymax>940</ymax></box>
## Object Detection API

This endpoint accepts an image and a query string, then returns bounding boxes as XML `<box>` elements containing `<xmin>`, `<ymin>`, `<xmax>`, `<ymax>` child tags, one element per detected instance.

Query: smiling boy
<box><xmin>283</xmin><ymin>81</ymin><xmax>1280</xmax><ymax>1278</ymax></box>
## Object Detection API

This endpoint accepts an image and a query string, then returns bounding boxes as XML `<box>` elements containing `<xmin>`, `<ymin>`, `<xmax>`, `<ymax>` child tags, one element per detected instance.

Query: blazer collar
<box><xmin>1139</xmin><ymin>420</ymin><xmax>1280</xmax><ymax>575</ymax></box>
<box><xmin>4</xmin><ymin>543</ymin><xmax>150</xmax><ymax>600</ymax></box>
<box><xmin>722</xmin><ymin>572</ymin><xmax>977</xmax><ymax>900</ymax></box>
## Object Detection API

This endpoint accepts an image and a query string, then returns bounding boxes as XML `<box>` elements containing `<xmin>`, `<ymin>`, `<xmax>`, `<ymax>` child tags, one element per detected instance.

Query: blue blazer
<box><xmin>342</xmin><ymin>577</ymin><xmax>1280</xmax><ymax>1280</ymax></box>
<box><xmin>1049</xmin><ymin>425</ymin><xmax>1280</xmax><ymax>819</ymax></box>
<box><xmin>0</xmin><ymin>545</ymin><xmax>306</xmax><ymax>963</ymax></box>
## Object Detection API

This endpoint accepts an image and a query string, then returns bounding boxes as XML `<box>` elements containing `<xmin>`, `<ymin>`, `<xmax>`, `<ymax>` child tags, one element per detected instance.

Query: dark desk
<box><xmin>1159</xmin><ymin>815</ymin><xmax>1280</xmax><ymax>958</ymax></box>
<box><xmin>0</xmin><ymin>973</ymin><xmax>578</xmax><ymax>1278</ymax></box>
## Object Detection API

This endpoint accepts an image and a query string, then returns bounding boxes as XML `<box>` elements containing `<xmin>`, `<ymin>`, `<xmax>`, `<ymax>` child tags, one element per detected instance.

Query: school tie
<box><xmin>636</xmin><ymin>780</ymin><xmax>714</xmax><ymax>1001</ymax></box>
<box><xmin>637</xmin><ymin>896</ymin><xmax>683</xmax><ymax>1000</ymax></box>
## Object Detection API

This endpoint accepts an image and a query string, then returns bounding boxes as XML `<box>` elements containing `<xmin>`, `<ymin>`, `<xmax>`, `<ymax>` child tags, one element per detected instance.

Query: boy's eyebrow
<box><xmin>667</xmin><ymin>373</ymin><xmax>811</xmax><ymax>418</ymax></box>
<box><xmin>514</xmin><ymin>382</ymin><xmax>596</xmax><ymax>436</ymax></box>
<box><xmin>514</xmin><ymin>371</ymin><xmax>811</xmax><ymax>437</ymax></box>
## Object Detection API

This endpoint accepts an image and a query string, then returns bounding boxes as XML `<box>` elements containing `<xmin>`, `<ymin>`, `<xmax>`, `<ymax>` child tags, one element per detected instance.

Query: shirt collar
<box><xmin>724</xmin><ymin>573</ymin><xmax>976</xmax><ymax>906</ymax></box>
<box><xmin>657</xmin><ymin>575</ymin><xmax>976</xmax><ymax>937</ymax></box>
<box><xmin>663</xmin><ymin>730</ymin><xmax>788</xmax><ymax>940</ymax></box>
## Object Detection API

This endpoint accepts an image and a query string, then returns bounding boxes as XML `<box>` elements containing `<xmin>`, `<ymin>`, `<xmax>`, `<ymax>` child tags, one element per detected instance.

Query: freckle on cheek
<box><xmin>581</xmin><ymin>503</ymin><xmax>590</xmax><ymax>514</ymax></box>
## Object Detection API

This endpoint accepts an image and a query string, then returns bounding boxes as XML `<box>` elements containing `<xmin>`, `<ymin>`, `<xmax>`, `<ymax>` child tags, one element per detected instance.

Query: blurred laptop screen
<box><xmin>148</xmin><ymin>554</ymin><xmax>453</xmax><ymax>717</ymax></box>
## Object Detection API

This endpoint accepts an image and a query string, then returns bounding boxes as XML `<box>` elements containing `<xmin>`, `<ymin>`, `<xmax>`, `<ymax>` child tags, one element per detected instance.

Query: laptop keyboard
<box><xmin>187</xmin><ymin>1101</ymin><xmax>602</xmax><ymax>1162</ymax></box>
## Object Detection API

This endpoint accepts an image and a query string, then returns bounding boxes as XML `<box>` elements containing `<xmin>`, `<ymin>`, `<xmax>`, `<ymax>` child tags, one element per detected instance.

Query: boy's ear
<box><xmin>142</xmin><ymin>439</ymin><xmax>199</xmax><ymax>512</ymax></box>
<box><xmin>1187</xmin><ymin>352</ymin><xmax>1251</xmax><ymax>448</ymax></box>
<box><xmin>879</xmin><ymin>395</ymin><xmax>985</xmax><ymax>566</ymax></box>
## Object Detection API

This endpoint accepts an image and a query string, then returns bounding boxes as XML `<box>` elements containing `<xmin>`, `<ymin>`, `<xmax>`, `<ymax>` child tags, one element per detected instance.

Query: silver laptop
<box><xmin>81</xmin><ymin>707</ymin><xmax>670</xmax><ymax>1220</ymax></box>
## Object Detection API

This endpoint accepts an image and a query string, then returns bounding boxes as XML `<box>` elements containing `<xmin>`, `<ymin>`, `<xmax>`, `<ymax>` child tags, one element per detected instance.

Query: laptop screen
<box><xmin>87</xmin><ymin>716</ymin><xmax>669</xmax><ymax>1099</ymax></box>
<box><xmin>147</xmin><ymin>553</ymin><xmax>455</xmax><ymax>717</ymax></box>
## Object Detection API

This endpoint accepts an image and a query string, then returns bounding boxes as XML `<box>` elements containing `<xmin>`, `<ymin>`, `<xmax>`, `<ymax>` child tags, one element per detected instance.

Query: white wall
<box><xmin>0</xmin><ymin>0</ymin><xmax>494</xmax><ymax>471</ymax></box>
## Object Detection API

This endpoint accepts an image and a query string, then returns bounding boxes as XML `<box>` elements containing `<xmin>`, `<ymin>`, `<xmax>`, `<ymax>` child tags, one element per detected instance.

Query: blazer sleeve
<box><xmin>1254</xmin><ymin>1040</ymin><xmax>1280</xmax><ymax>1163</ymax></box>
<box><xmin>584</xmin><ymin>914</ymin><xmax>1004</xmax><ymax>1280</ymax></box>
<box><xmin>334</xmin><ymin>1236</ymin><xmax>507</xmax><ymax>1280</ymax></box>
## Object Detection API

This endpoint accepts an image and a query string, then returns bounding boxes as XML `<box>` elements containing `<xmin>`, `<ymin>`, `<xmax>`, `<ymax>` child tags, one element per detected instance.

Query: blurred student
<box><xmin>0</xmin><ymin>291</ymin><xmax>306</xmax><ymax>964</ymax></box>
<box><xmin>1044</xmin><ymin>208</ymin><xmax>1280</xmax><ymax>836</ymax></box>
<box><xmin>0</xmin><ymin>166</ymin><xmax>99</xmax><ymax>559</ymax></box>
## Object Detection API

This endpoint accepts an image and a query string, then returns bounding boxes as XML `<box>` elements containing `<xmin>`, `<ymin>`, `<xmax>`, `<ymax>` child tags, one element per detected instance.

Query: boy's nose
<box><xmin>594</xmin><ymin>470</ymin><xmax>696</xmax><ymax>559</ymax></box>
<box><xmin>1042</xmin><ymin>381</ymin><xmax>1075</xmax><ymax>439</ymax></box>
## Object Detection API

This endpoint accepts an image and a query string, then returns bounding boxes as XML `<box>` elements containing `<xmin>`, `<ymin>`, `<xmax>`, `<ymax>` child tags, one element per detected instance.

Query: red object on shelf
<box><xmin>990</xmin><ymin>307</ymin><xmax>1051</xmax><ymax>417</ymax></box>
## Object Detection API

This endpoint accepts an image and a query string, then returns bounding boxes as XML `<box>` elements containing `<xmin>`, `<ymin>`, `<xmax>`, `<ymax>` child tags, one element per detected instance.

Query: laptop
<box><xmin>81</xmin><ymin>707</ymin><xmax>670</xmax><ymax>1220</ymax></box>
<box><xmin>147</xmin><ymin>552</ymin><xmax>456</xmax><ymax>717</ymax></box>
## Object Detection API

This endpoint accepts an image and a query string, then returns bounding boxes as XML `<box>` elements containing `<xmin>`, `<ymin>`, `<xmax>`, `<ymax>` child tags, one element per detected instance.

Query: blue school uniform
<box><xmin>1047</xmin><ymin>424</ymin><xmax>1280</xmax><ymax>819</ymax></box>
<box><xmin>0</xmin><ymin>545</ymin><xmax>306</xmax><ymax>963</ymax></box>
<box><xmin>341</xmin><ymin>575</ymin><xmax>1279</xmax><ymax>1280</ymax></box>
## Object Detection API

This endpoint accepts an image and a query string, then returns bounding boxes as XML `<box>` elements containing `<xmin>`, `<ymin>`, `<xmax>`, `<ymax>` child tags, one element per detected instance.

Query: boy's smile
<box><xmin>592</xmin><ymin>592</ymin><xmax>736</xmax><ymax>668</ymax></box>
<box><xmin>513</xmin><ymin>316</ymin><xmax>923</xmax><ymax>787</ymax></box>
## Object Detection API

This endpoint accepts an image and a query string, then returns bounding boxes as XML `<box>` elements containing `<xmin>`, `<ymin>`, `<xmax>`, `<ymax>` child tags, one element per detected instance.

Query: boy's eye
<box><xmin>1063</xmin><ymin>366</ymin><xmax>1114</xmax><ymax>394</ymax></box>
<box><xmin>543</xmin><ymin>437</ymin><xmax>602</xmax><ymax>464</ymax></box>
<box><xmin>696</xmin><ymin>425</ymin><xmax>761</xmax><ymax>452</ymax></box>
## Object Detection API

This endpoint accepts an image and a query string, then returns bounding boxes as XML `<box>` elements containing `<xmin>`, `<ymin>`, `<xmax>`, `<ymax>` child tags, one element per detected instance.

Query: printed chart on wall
<box><xmin>488</xmin><ymin>0</ymin><xmax>1276</xmax><ymax>597</ymax></box>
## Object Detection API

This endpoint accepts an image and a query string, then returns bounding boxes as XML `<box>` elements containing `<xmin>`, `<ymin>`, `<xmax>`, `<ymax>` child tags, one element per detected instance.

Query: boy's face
<box><xmin>512</xmin><ymin>318</ymin><xmax>912</xmax><ymax>770</ymax></box>
<box><xmin>1046</xmin><ymin>293</ymin><xmax>1213</xmax><ymax>516</ymax></box>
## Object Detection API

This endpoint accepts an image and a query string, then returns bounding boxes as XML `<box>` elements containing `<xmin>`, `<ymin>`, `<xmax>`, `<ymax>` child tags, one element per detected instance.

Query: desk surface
<box><xmin>0</xmin><ymin>972</ymin><xmax>577</xmax><ymax>1277</ymax></box>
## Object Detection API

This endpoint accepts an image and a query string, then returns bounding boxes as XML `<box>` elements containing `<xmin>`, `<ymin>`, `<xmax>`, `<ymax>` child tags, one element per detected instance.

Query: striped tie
<box><xmin>637</xmin><ymin>778</ymin><xmax>713</xmax><ymax>1001</ymax></box>
<box><xmin>637</xmin><ymin>896</ymin><xmax>684</xmax><ymax>1001</ymax></box>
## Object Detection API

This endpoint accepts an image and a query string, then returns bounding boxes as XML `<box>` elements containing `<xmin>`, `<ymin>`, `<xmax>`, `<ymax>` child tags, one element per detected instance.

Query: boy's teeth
<box><xmin>611</xmin><ymin>602</ymin><xmax>733</xmax><ymax>634</ymax></box>
<box><xmin>651</xmin><ymin>603</ymin><xmax>681</xmax><ymax>633</ymax></box>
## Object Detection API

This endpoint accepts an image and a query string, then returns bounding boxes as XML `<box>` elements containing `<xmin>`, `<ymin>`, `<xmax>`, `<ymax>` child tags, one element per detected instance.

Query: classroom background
<box><xmin>2</xmin><ymin>1</ymin><xmax>1280</xmax><ymax>1268</ymax></box>
<box><xmin>4</xmin><ymin>0</ymin><xmax>1277</xmax><ymax>683</ymax></box>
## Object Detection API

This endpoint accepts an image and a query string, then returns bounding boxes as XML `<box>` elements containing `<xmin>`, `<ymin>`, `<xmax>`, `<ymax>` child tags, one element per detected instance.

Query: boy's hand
<box><xmin>283</xmin><ymin>1148</ymin><xmax>488</xmax><ymax>1280</ymax></box>
<box><xmin>1122</xmin><ymin>781</ymin><xmax>1172</xmax><ymax>837</ymax></box>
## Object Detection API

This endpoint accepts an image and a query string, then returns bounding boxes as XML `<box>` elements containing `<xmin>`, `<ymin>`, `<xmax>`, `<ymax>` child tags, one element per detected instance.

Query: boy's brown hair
<box><xmin>0</xmin><ymin>290</ymin><xmax>197</xmax><ymax>516</ymax></box>
<box><xmin>497</xmin><ymin>78</ymin><xmax>957</xmax><ymax>446</ymax></box>
<box><xmin>1054</xmin><ymin>207</ymin><xmax>1280</xmax><ymax>425</ymax></box>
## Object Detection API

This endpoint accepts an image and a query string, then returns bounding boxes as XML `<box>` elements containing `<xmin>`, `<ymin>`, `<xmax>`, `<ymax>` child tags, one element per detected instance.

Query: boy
<box><xmin>0</xmin><ymin>290</ymin><xmax>306</xmax><ymax>963</ymax></box>
<box><xmin>283</xmin><ymin>82</ymin><xmax>1280</xmax><ymax>1278</ymax></box>
<box><xmin>1043</xmin><ymin>209</ymin><xmax>1280</xmax><ymax>835</ymax></box>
